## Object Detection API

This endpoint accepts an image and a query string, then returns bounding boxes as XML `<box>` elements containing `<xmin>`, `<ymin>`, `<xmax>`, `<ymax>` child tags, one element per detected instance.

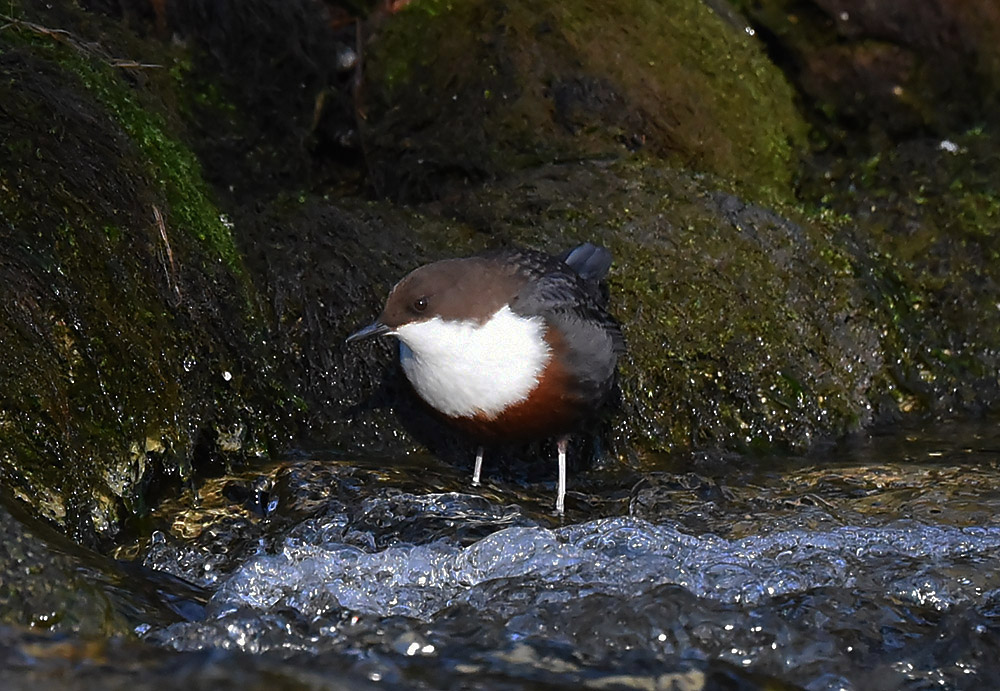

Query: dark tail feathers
<box><xmin>560</xmin><ymin>242</ymin><xmax>612</xmax><ymax>282</ymax></box>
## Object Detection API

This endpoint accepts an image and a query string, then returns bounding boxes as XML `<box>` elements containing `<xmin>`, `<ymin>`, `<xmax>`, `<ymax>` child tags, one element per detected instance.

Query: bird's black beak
<box><xmin>346</xmin><ymin>320</ymin><xmax>392</xmax><ymax>343</ymax></box>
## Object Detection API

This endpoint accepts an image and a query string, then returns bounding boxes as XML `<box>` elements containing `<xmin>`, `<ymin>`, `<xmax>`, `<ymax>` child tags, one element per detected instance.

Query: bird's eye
<box><xmin>413</xmin><ymin>297</ymin><xmax>428</xmax><ymax>312</ymax></box>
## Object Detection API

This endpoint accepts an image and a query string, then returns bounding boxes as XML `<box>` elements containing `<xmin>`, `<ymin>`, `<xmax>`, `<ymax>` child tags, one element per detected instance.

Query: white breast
<box><xmin>394</xmin><ymin>305</ymin><xmax>551</xmax><ymax>419</ymax></box>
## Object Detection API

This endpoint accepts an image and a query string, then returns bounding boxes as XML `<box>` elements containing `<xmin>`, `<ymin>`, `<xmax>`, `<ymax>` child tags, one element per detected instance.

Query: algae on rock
<box><xmin>364</xmin><ymin>0</ymin><xmax>808</xmax><ymax>204</ymax></box>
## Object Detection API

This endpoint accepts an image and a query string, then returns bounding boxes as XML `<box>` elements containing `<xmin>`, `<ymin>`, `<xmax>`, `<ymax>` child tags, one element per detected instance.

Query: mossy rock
<box><xmin>262</xmin><ymin>153</ymin><xmax>1000</xmax><ymax>460</ymax></box>
<box><xmin>0</xmin><ymin>21</ymin><xmax>286</xmax><ymax>542</ymax></box>
<box><xmin>364</xmin><ymin>0</ymin><xmax>808</xmax><ymax>204</ymax></box>
<box><xmin>419</xmin><ymin>157</ymin><xmax>1000</xmax><ymax>457</ymax></box>
<box><xmin>804</xmin><ymin>132</ymin><xmax>1000</xmax><ymax>413</ymax></box>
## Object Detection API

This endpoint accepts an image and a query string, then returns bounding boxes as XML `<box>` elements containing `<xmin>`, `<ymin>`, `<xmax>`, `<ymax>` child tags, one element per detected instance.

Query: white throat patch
<box><xmin>394</xmin><ymin>305</ymin><xmax>551</xmax><ymax>419</ymax></box>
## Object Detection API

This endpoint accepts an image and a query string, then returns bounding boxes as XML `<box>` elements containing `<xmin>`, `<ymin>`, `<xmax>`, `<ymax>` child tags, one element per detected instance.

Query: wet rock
<box><xmin>0</xmin><ymin>498</ymin><xmax>130</xmax><ymax>635</ymax></box>
<box><xmin>0</xmin><ymin>492</ymin><xmax>212</xmax><ymax>637</ymax></box>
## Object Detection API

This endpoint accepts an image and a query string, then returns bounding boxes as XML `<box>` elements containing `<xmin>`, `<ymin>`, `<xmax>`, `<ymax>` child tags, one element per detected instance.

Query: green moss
<box><xmin>74</xmin><ymin>63</ymin><xmax>242</xmax><ymax>270</ymax></box>
<box><xmin>5</xmin><ymin>25</ymin><xmax>241</xmax><ymax>271</ymax></box>
<box><xmin>373</xmin><ymin>1</ymin><xmax>441</xmax><ymax>91</ymax></box>
<box><xmin>102</xmin><ymin>224</ymin><xmax>121</xmax><ymax>243</ymax></box>
<box><xmin>548</xmin><ymin>0</ymin><xmax>807</xmax><ymax>203</ymax></box>
<box><xmin>169</xmin><ymin>57</ymin><xmax>238</xmax><ymax>115</ymax></box>
<box><xmin>368</xmin><ymin>0</ymin><xmax>808</xmax><ymax>205</ymax></box>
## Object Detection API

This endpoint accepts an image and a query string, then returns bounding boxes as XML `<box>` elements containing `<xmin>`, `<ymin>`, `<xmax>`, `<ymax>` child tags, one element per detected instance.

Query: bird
<box><xmin>346</xmin><ymin>242</ymin><xmax>624</xmax><ymax>514</ymax></box>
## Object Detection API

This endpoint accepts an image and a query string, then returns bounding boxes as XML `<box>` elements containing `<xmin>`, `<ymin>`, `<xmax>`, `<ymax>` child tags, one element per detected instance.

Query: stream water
<box><xmin>4</xmin><ymin>414</ymin><xmax>1000</xmax><ymax>690</ymax></box>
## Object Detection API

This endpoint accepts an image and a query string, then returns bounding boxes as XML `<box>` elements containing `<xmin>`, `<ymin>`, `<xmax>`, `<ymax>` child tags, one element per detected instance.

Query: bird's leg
<box><xmin>472</xmin><ymin>445</ymin><xmax>484</xmax><ymax>486</ymax></box>
<box><xmin>555</xmin><ymin>436</ymin><xmax>568</xmax><ymax>515</ymax></box>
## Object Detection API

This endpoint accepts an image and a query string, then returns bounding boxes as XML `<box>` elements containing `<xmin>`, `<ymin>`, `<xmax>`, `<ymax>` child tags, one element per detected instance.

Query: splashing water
<box><xmin>134</xmin><ymin>417</ymin><xmax>1000</xmax><ymax>691</ymax></box>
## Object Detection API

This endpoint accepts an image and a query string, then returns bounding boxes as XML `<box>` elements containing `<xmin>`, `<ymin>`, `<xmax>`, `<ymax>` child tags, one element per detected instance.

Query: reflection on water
<box><xmin>6</xmin><ymin>415</ymin><xmax>1000</xmax><ymax>689</ymax></box>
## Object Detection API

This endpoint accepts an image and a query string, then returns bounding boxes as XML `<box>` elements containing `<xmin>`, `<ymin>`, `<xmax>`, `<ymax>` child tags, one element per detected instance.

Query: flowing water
<box><xmin>5</xmin><ymin>415</ymin><xmax>1000</xmax><ymax>690</ymax></box>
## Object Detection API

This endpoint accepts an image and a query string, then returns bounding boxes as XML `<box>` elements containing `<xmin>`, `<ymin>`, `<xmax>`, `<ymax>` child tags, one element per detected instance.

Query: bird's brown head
<box><xmin>346</xmin><ymin>257</ymin><xmax>523</xmax><ymax>343</ymax></box>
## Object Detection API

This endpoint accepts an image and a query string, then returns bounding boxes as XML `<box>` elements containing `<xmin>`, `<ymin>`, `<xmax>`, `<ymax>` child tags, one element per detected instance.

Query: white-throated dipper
<box><xmin>346</xmin><ymin>243</ymin><xmax>624</xmax><ymax>514</ymax></box>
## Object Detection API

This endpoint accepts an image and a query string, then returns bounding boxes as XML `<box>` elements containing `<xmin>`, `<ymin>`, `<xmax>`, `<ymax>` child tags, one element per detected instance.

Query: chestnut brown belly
<box><xmin>443</xmin><ymin>385</ymin><xmax>588</xmax><ymax>443</ymax></box>
<box><xmin>440</xmin><ymin>342</ymin><xmax>590</xmax><ymax>443</ymax></box>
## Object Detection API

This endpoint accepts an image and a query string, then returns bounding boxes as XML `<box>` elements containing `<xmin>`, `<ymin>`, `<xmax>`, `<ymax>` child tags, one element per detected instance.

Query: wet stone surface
<box><xmin>2</xmin><ymin>415</ymin><xmax>992</xmax><ymax>689</ymax></box>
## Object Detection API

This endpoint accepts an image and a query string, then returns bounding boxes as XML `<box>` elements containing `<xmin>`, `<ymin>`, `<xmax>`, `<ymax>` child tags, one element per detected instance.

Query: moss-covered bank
<box><xmin>0</xmin><ymin>9</ymin><xmax>288</xmax><ymax>543</ymax></box>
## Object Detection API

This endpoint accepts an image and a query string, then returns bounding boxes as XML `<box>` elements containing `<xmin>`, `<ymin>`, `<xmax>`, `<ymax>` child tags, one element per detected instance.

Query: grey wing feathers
<box><xmin>489</xmin><ymin>244</ymin><xmax>624</xmax><ymax>355</ymax></box>
<box><xmin>559</xmin><ymin>243</ymin><xmax>612</xmax><ymax>282</ymax></box>
<box><xmin>510</xmin><ymin>266</ymin><xmax>626</xmax><ymax>355</ymax></box>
